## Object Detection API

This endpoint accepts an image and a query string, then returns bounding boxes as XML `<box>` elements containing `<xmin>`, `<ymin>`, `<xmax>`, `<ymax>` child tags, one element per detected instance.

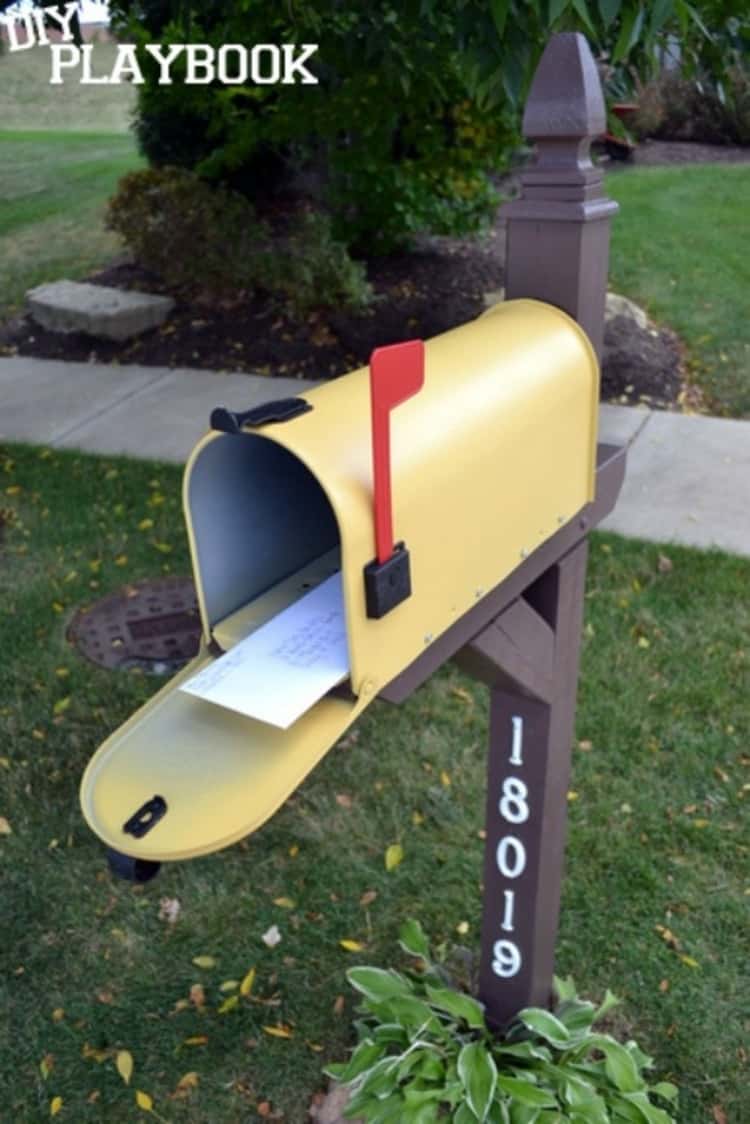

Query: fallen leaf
<box><xmin>191</xmin><ymin>955</ymin><xmax>216</xmax><ymax>969</ymax></box>
<box><xmin>288</xmin><ymin>844</ymin><xmax>299</xmax><ymax>857</ymax></box>
<box><xmin>51</xmin><ymin>1008</ymin><xmax>64</xmax><ymax>1022</ymax></box>
<box><xmin>411</xmin><ymin>810</ymin><xmax>425</xmax><ymax>826</ymax></box>
<box><xmin>116</xmin><ymin>1049</ymin><xmax>134</xmax><ymax>1085</ymax></box>
<box><xmin>577</xmin><ymin>739</ymin><xmax>593</xmax><ymax>751</ymax></box>
<box><xmin>258</xmin><ymin>1102</ymin><xmax>272</xmax><ymax>1117</ymax></box>
<box><xmin>262</xmin><ymin>925</ymin><xmax>281</xmax><ymax>948</ymax></box>
<box><xmin>158</xmin><ymin>897</ymin><xmax>181</xmax><ymax>924</ymax></box>
<box><xmin>335</xmin><ymin>793</ymin><xmax>352</xmax><ymax>808</ymax></box>
<box><xmin>189</xmin><ymin>983</ymin><xmax>205</xmax><ymax>1009</ymax></box>
<box><xmin>714</xmin><ymin>766</ymin><xmax>730</xmax><ymax>783</ymax></box>
<box><xmin>176</xmin><ymin>1071</ymin><xmax>199</xmax><ymax>1091</ymax></box>
<box><xmin>449</xmin><ymin>685</ymin><xmax>473</xmax><ymax>704</ymax></box>
<box><xmin>456</xmin><ymin>921</ymin><xmax>470</xmax><ymax>935</ymax></box>
<box><xmin>135</xmin><ymin>1089</ymin><xmax>153</xmax><ymax>1111</ymax></box>
<box><xmin>339</xmin><ymin>939</ymin><xmax>365</xmax><ymax>952</ymax></box>
<box><xmin>440</xmin><ymin>770</ymin><xmax>451</xmax><ymax>788</ymax></box>
<box><xmin>40</xmin><ymin>1053</ymin><xmax>55</xmax><ymax>1079</ymax></box>
<box><xmin>53</xmin><ymin>697</ymin><xmax>70</xmax><ymax>716</ymax></box>
<box><xmin>220</xmin><ymin>980</ymin><xmax>239</xmax><ymax>993</ymax></box>
<box><xmin>333</xmin><ymin>995</ymin><xmax>345</xmax><ymax>1016</ymax></box>
<box><xmin>183</xmin><ymin>1035</ymin><xmax>208</xmax><ymax>1047</ymax></box>
<box><xmin>657</xmin><ymin>554</ymin><xmax>673</xmax><ymax>574</ymax></box>
<box><xmin>659</xmin><ymin>979</ymin><xmax>670</xmax><ymax>993</ymax></box>
<box><xmin>273</xmin><ymin>897</ymin><xmax>295</xmax><ymax>909</ymax></box>
<box><xmin>50</xmin><ymin>1096</ymin><xmax>62</xmax><ymax>1117</ymax></box>
<box><xmin>359</xmin><ymin>890</ymin><xmax>377</xmax><ymax>907</ymax></box>
<box><xmin>218</xmin><ymin>995</ymin><xmax>239</xmax><ymax>1014</ymax></box>
<box><xmin>138</xmin><ymin>518</ymin><xmax>154</xmax><ymax>531</ymax></box>
<box><xmin>637</xmin><ymin>636</ymin><xmax>650</xmax><ymax>649</ymax></box>
<box><xmin>96</xmin><ymin>988</ymin><xmax>114</xmax><ymax>1005</ymax></box>
<box><xmin>240</xmin><ymin>967</ymin><xmax>256</xmax><ymax>997</ymax></box>
<box><xmin>712</xmin><ymin>1106</ymin><xmax>727</xmax><ymax>1124</ymax></box>
<box><xmin>679</xmin><ymin>954</ymin><xmax>700</xmax><ymax>969</ymax></box>
<box><xmin>567</xmin><ymin>790</ymin><xmax>579</xmax><ymax>802</ymax></box>
<box><xmin>0</xmin><ymin>816</ymin><xmax>12</xmax><ymax>835</ymax></box>
<box><xmin>263</xmin><ymin>1024</ymin><xmax>293</xmax><ymax>1038</ymax></box>
<box><xmin>385</xmin><ymin>843</ymin><xmax>404</xmax><ymax>871</ymax></box>
<box><xmin>114</xmin><ymin>554</ymin><xmax>128</xmax><ymax>567</ymax></box>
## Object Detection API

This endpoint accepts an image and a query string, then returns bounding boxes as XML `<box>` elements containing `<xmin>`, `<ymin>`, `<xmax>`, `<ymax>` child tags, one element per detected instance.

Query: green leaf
<box><xmin>548</xmin><ymin>0</ymin><xmax>571</xmax><ymax>22</ymax></box>
<box><xmin>399</xmin><ymin>919</ymin><xmax>431</xmax><ymax>960</ymax></box>
<box><xmin>589</xmin><ymin>1037</ymin><xmax>643</xmax><ymax>1093</ymax></box>
<box><xmin>380</xmin><ymin>995</ymin><xmax>440</xmax><ymax>1035</ymax></box>
<box><xmin>517</xmin><ymin>1008</ymin><xmax>572</xmax><ymax>1047</ymax></box>
<box><xmin>495</xmin><ymin>1042</ymin><xmax>552</xmax><ymax>1063</ymax></box>
<box><xmin>337</xmin><ymin>1040</ymin><xmax>385</xmax><ymax>1084</ymax></box>
<box><xmin>457</xmin><ymin>1042</ymin><xmax>498</xmax><ymax>1123</ymax></box>
<box><xmin>650</xmin><ymin>1082</ymin><xmax>678</xmax><ymax>1103</ymax></box>
<box><xmin>571</xmin><ymin>0</ymin><xmax>598</xmax><ymax>37</ymax></box>
<box><xmin>489</xmin><ymin>0</ymin><xmax>511</xmax><ymax>37</ymax></box>
<box><xmin>597</xmin><ymin>0</ymin><xmax>621</xmax><ymax>26</ymax></box>
<box><xmin>496</xmin><ymin>1076</ymin><xmax>557</xmax><ymax>1109</ymax></box>
<box><xmin>555</xmin><ymin>998</ymin><xmax>596</xmax><ymax>1036</ymax></box>
<box><xmin>426</xmin><ymin>985</ymin><xmax>486</xmax><ymax>1029</ymax></box>
<box><xmin>453</xmin><ymin>1105</ymin><xmax>476</xmax><ymax>1124</ymax></box>
<box><xmin>347</xmin><ymin>967</ymin><xmax>413</xmax><ymax>1003</ymax></box>
<box><xmin>612</xmin><ymin>5</ymin><xmax>645</xmax><ymax>63</ymax></box>
<box><xmin>593</xmin><ymin>989</ymin><xmax>620</xmax><ymax>1022</ymax></box>
<box><xmin>553</xmin><ymin>976</ymin><xmax>578</xmax><ymax>1003</ymax></box>
<box><xmin>619</xmin><ymin>1091</ymin><xmax>675</xmax><ymax>1124</ymax></box>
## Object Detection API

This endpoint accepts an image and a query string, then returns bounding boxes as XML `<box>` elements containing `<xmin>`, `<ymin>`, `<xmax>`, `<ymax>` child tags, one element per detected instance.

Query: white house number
<box><xmin>492</xmin><ymin>715</ymin><xmax>529</xmax><ymax>979</ymax></box>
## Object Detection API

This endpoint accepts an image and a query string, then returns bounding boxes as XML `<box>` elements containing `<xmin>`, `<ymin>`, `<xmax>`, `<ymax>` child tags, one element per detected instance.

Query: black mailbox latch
<box><xmin>210</xmin><ymin>398</ymin><xmax>312</xmax><ymax>434</ymax></box>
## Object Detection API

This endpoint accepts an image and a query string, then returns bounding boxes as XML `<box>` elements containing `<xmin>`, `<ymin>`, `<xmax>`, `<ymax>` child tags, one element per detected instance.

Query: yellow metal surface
<box><xmin>80</xmin><ymin>299</ymin><xmax>598</xmax><ymax>861</ymax></box>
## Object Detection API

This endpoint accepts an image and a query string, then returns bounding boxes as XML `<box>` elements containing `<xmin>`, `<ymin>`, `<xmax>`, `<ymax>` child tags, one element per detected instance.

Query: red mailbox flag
<box><xmin>369</xmin><ymin>340</ymin><xmax>425</xmax><ymax>564</ymax></box>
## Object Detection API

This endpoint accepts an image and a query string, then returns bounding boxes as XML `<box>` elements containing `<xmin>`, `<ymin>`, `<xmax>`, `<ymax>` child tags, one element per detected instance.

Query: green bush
<box><xmin>106</xmin><ymin>166</ymin><xmax>371</xmax><ymax>313</ymax></box>
<box><xmin>326</xmin><ymin>920</ymin><xmax>679</xmax><ymax>1123</ymax></box>
<box><xmin>632</xmin><ymin>68</ymin><xmax>750</xmax><ymax>145</ymax></box>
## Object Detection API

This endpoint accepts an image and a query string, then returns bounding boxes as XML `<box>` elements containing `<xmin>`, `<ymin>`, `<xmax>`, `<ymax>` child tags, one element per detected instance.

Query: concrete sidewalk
<box><xmin>1</xmin><ymin>356</ymin><xmax>748</xmax><ymax>558</ymax></box>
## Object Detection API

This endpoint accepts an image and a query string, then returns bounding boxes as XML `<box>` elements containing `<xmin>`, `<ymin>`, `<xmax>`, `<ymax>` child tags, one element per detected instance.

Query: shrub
<box><xmin>633</xmin><ymin>66</ymin><xmax>750</xmax><ymax>146</ymax></box>
<box><xmin>326</xmin><ymin>920</ymin><xmax>679</xmax><ymax>1123</ymax></box>
<box><xmin>106</xmin><ymin>167</ymin><xmax>371</xmax><ymax>313</ymax></box>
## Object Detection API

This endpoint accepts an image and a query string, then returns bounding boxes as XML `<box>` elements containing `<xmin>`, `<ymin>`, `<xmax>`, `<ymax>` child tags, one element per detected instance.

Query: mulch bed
<box><xmin>4</xmin><ymin>139</ymin><xmax>745</xmax><ymax>410</ymax></box>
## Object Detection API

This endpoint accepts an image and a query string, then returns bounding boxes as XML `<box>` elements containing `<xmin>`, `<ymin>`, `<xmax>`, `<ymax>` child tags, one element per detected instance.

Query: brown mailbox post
<box><xmin>378</xmin><ymin>32</ymin><xmax>625</xmax><ymax>1028</ymax></box>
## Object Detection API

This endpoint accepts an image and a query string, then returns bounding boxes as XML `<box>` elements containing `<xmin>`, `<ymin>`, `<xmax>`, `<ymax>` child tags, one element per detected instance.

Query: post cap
<box><xmin>522</xmin><ymin>32</ymin><xmax>606</xmax><ymax>140</ymax></box>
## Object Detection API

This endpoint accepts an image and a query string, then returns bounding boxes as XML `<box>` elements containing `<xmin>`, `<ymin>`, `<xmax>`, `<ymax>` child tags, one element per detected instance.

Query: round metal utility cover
<box><xmin>67</xmin><ymin>576</ymin><xmax>201</xmax><ymax>674</ymax></box>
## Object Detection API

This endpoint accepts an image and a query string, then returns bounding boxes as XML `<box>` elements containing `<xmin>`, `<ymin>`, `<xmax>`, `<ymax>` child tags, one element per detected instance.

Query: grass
<box><xmin>0</xmin><ymin>443</ymin><xmax>748</xmax><ymax>1123</ymax></box>
<box><xmin>607</xmin><ymin>164</ymin><xmax>750</xmax><ymax>417</ymax></box>
<box><xmin>0</xmin><ymin>44</ymin><xmax>136</xmax><ymax>133</ymax></box>
<box><xmin>0</xmin><ymin>131</ymin><xmax>143</xmax><ymax>317</ymax></box>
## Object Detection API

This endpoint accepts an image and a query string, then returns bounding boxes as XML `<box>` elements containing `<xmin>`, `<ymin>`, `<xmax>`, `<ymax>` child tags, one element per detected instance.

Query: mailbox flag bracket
<box><xmin>364</xmin><ymin>340</ymin><xmax>424</xmax><ymax>619</ymax></box>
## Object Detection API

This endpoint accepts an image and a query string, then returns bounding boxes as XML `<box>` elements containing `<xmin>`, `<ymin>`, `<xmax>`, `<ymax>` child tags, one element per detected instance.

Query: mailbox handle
<box><xmin>210</xmin><ymin>398</ymin><xmax>312</xmax><ymax>434</ymax></box>
<box><xmin>370</xmin><ymin>341</ymin><xmax>425</xmax><ymax>564</ymax></box>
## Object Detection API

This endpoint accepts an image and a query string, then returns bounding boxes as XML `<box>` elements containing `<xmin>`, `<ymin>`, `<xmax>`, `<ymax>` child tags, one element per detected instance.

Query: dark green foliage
<box><xmin>327</xmin><ymin>922</ymin><xmax>679</xmax><ymax>1122</ymax></box>
<box><xmin>105</xmin><ymin>166</ymin><xmax>372</xmax><ymax>311</ymax></box>
<box><xmin>633</xmin><ymin>68</ymin><xmax>750</xmax><ymax>145</ymax></box>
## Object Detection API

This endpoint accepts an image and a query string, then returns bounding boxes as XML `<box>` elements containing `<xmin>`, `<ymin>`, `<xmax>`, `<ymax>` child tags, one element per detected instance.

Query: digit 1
<box><xmin>510</xmin><ymin>715</ymin><xmax>523</xmax><ymax>766</ymax></box>
<box><xmin>501</xmin><ymin>889</ymin><xmax>515</xmax><ymax>933</ymax></box>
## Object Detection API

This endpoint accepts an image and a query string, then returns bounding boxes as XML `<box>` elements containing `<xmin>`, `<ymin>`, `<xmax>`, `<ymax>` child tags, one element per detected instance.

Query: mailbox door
<box><xmin>80</xmin><ymin>646</ymin><xmax>369</xmax><ymax>861</ymax></box>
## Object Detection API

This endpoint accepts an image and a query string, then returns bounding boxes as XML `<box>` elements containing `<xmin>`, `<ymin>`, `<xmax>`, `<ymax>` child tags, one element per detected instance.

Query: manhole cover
<box><xmin>68</xmin><ymin>576</ymin><xmax>202</xmax><ymax>674</ymax></box>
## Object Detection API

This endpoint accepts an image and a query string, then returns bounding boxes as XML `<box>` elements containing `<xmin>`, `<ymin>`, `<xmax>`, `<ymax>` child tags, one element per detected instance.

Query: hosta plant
<box><xmin>325</xmin><ymin>920</ymin><xmax>678</xmax><ymax>1124</ymax></box>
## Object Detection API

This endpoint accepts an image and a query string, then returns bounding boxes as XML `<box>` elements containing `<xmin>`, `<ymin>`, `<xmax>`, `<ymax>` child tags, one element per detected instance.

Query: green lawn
<box><xmin>0</xmin><ymin>131</ymin><xmax>143</xmax><ymax>317</ymax></box>
<box><xmin>0</xmin><ymin>44</ymin><xmax>136</xmax><ymax>132</ymax></box>
<box><xmin>0</xmin><ymin>444</ymin><xmax>748</xmax><ymax>1123</ymax></box>
<box><xmin>607</xmin><ymin>164</ymin><xmax>750</xmax><ymax>417</ymax></box>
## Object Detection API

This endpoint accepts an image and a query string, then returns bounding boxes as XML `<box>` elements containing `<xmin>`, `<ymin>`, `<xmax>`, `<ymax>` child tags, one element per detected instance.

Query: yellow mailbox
<box><xmin>80</xmin><ymin>299</ymin><xmax>599</xmax><ymax>868</ymax></box>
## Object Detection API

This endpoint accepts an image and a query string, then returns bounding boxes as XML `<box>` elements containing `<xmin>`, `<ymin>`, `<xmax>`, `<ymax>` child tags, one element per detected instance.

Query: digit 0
<box><xmin>499</xmin><ymin>777</ymin><xmax>529</xmax><ymax>824</ymax></box>
<box><xmin>496</xmin><ymin>835</ymin><xmax>526</xmax><ymax>879</ymax></box>
<box><xmin>492</xmin><ymin>939</ymin><xmax>521</xmax><ymax>978</ymax></box>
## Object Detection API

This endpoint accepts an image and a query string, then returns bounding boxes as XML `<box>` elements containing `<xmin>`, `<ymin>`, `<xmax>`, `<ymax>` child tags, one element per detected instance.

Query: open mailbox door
<box><xmin>80</xmin><ymin>299</ymin><xmax>599</xmax><ymax>864</ymax></box>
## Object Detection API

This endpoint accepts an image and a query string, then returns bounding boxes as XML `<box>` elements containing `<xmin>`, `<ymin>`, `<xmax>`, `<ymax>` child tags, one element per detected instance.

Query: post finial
<box><xmin>522</xmin><ymin>32</ymin><xmax>606</xmax><ymax>141</ymax></box>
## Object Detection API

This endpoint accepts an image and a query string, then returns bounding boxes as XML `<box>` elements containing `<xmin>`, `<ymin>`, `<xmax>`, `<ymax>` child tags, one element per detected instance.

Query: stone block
<box><xmin>26</xmin><ymin>280</ymin><xmax>174</xmax><ymax>342</ymax></box>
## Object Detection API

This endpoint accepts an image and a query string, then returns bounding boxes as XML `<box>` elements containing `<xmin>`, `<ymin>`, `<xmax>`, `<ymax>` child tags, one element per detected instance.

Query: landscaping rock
<box><xmin>604</xmin><ymin>292</ymin><xmax>648</xmax><ymax>330</ymax></box>
<box><xmin>309</xmin><ymin>1085</ymin><xmax>361</xmax><ymax>1124</ymax></box>
<box><xmin>484</xmin><ymin>288</ymin><xmax>650</xmax><ymax>334</ymax></box>
<box><xmin>26</xmin><ymin>280</ymin><xmax>174</xmax><ymax>342</ymax></box>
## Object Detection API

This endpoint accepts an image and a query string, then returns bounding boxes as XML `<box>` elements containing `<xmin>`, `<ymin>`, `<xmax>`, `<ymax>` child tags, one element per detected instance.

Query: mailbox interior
<box><xmin>187</xmin><ymin>432</ymin><xmax>344</xmax><ymax>652</ymax></box>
